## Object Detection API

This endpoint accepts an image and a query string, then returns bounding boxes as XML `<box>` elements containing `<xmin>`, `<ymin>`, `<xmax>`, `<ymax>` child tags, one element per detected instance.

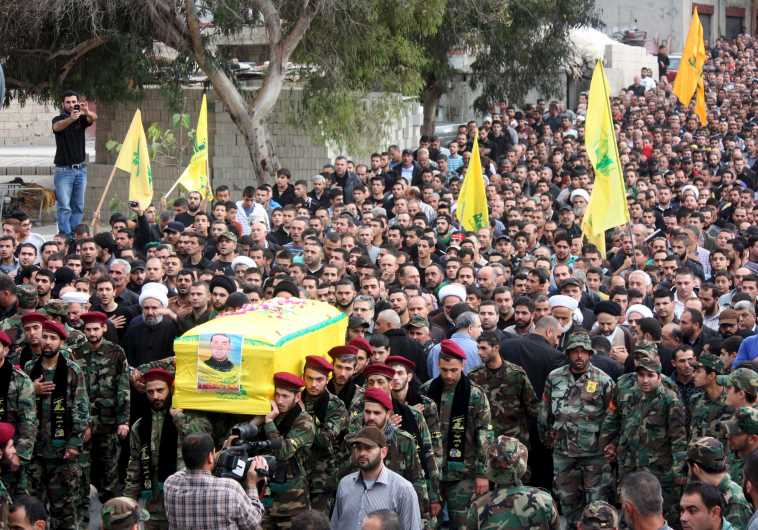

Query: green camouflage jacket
<box><xmin>465</xmin><ymin>485</ymin><xmax>560</xmax><ymax>529</ymax></box>
<box><xmin>0</xmin><ymin>364</ymin><xmax>37</xmax><ymax>462</ymax></box>
<box><xmin>302</xmin><ymin>390</ymin><xmax>347</xmax><ymax>495</ymax></box>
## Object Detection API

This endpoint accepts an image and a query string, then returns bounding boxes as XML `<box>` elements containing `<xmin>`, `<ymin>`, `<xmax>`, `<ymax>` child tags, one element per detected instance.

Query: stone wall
<box><xmin>0</xmin><ymin>100</ymin><xmax>57</xmax><ymax>147</ymax></box>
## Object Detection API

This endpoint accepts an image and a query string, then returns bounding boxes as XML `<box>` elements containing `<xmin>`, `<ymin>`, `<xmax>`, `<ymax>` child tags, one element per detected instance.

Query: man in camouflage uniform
<box><xmin>689</xmin><ymin>353</ymin><xmax>732</xmax><ymax>446</ymax></box>
<box><xmin>257</xmin><ymin>372</ymin><xmax>315</xmax><ymax>529</ymax></box>
<box><xmin>0</xmin><ymin>330</ymin><xmax>36</xmax><ymax>497</ymax></box>
<box><xmin>538</xmin><ymin>330</ymin><xmax>614</xmax><ymax>526</ymax></box>
<box><xmin>347</xmin><ymin>362</ymin><xmax>440</xmax><ymax>519</ymax></box>
<box><xmin>24</xmin><ymin>320</ymin><xmax>89</xmax><ymax>530</ymax></box>
<box><xmin>70</xmin><ymin>311</ymin><xmax>130</xmax><ymax>522</ymax></box>
<box><xmin>300</xmin><ymin>355</ymin><xmax>346</xmax><ymax>515</ymax></box>
<box><xmin>387</xmin><ymin>355</ymin><xmax>443</xmax><ymax>520</ymax></box>
<box><xmin>470</xmin><ymin>331</ymin><xmax>538</xmax><ymax>446</ymax></box>
<box><xmin>719</xmin><ymin>368</ymin><xmax>758</xmax><ymax>482</ymax></box>
<box><xmin>599</xmin><ymin>351</ymin><xmax>687</xmax><ymax>525</ymax></box>
<box><xmin>0</xmin><ymin>285</ymin><xmax>38</xmax><ymax>348</ymax></box>
<box><xmin>420</xmin><ymin>339</ymin><xmax>492</xmax><ymax>529</ymax></box>
<box><xmin>8</xmin><ymin>312</ymin><xmax>46</xmax><ymax>368</ymax></box>
<box><xmin>124</xmin><ymin>368</ymin><xmax>212</xmax><ymax>530</ymax></box>
<box><xmin>465</xmin><ymin>435</ymin><xmax>559</xmax><ymax>530</ymax></box>
<box><xmin>348</xmin><ymin>387</ymin><xmax>429</xmax><ymax>516</ymax></box>
<box><xmin>724</xmin><ymin>406</ymin><xmax>758</xmax><ymax>486</ymax></box>
<box><xmin>686</xmin><ymin>436</ymin><xmax>752</xmax><ymax>529</ymax></box>
<box><xmin>578</xmin><ymin>500</ymin><xmax>619</xmax><ymax>530</ymax></box>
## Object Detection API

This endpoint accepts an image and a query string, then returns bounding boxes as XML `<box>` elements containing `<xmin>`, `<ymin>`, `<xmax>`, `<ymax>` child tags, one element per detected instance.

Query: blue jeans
<box><xmin>54</xmin><ymin>166</ymin><xmax>87</xmax><ymax>235</ymax></box>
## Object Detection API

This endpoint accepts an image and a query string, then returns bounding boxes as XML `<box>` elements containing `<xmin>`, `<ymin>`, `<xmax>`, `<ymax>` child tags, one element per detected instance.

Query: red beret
<box><xmin>0</xmin><ymin>422</ymin><xmax>14</xmax><ymax>447</ymax></box>
<box><xmin>0</xmin><ymin>331</ymin><xmax>11</xmax><ymax>347</ymax></box>
<box><xmin>273</xmin><ymin>372</ymin><xmax>305</xmax><ymax>391</ymax></box>
<box><xmin>385</xmin><ymin>355</ymin><xmax>415</xmax><ymax>372</ymax></box>
<box><xmin>304</xmin><ymin>355</ymin><xmax>333</xmax><ymax>375</ymax></box>
<box><xmin>440</xmin><ymin>339</ymin><xmax>466</xmax><ymax>361</ymax></box>
<box><xmin>329</xmin><ymin>345</ymin><xmax>359</xmax><ymax>359</ymax></box>
<box><xmin>142</xmin><ymin>368</ymin><xmax>174</xmax><ymax>386</ymax></box>
<box><xmin>349</xmin><ymin>337</ymin><xmax>373</xmax><ymax>355</ymax></box>
<box><xmin>20</xmin><ymin>312</ymin><xmax>47</xmax><ymax>327</ymax></box>
<box><xmin>365</xmin><ymin>387</ymin><xmax>393</xmax><ymax>412</ymax></box>
<box><xmin>363</xmin><ymin>363</ymin><xmax>396</xmax><ymax>380</ymax></box>
<box><xmin>80</xmin><ymin>311</ymin><xmax>108</xmax><ymax>325</ymax></box>
<box><xmin>42</xmin><ymin>320</ymin><xmax>68</xmax><ymax>340</ymax></box>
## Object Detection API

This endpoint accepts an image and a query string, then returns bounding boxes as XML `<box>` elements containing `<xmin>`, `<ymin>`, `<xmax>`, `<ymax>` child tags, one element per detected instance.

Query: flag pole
<box><xmin>162</xmin><ymin>175</ymin><xmax>183</xmax><ymax>199</ymax></box>
<box><xmin>92</xmin><ymin>165</ymin><xmax>119</xmax><ymax>224</ymax></box>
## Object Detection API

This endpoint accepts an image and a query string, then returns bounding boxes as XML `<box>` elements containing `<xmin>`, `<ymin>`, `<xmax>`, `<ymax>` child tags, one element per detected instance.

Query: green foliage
<box><xmin>105</xmin><ymin>113</ymin><xmax>196</xmax><ymax>169</ymax></box>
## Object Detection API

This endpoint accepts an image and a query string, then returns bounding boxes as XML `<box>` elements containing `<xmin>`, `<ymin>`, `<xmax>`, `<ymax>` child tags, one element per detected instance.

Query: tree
<box><xmin>418</xmin><ymin>0</ymin><xmax>599</xmax><ymax>134</ymax></box>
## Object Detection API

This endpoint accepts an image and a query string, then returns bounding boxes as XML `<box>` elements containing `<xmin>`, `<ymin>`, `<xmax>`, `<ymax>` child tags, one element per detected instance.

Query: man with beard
<box><xmin>174</xmin><ymin>191</ymin><xmax>202</xmax><ymax>228</ymax></box>
<box><xmin>470</xmin><ymin>331</ymin><xmax>538</xmax><ymax>446</ymax></box>
<box><xmin>549</xmin><ymin>294</ymin><xmax>581</xmax><ymax>351</ymax></box>
<box><xmin>327</xmin><ymin>345</ymin><xmax>360</xmax><ymax>408</ymax></box>
<box><xmin>331</xmin><ymin>426</ymin><xmax>421</xmax><ymax>530</ymax></box>
<box><xmin>33</xmin><ymin>269</ymin><xmax>54</xmax><ymax>308</ymax></box>
<box><xmin>10</xmin><ymin>312</ymin><xmax>47</xmax><ymax>369</ymax></box>
<box><xmin>681</xmin><ymin>308</ymin><xmax>720</xmax><ymax>356</ymax></box>
<box><xmin>255</xmin><ymin>372</ymin><xmax>315</xmax><ymax>529</ymax></box>
<box><xmin>93</xmin><ymin>277</ymin><xmax>140</xmax><ymax>344</ymax></box>
<box><xmin>124</xmin><ymin>368</ymin><xmax>212</xmax><ymax>529</ymax></box>
<box><xmin>167</xmin><ymin>269</ymin><xmax>193</xmax><ymax>320</ymax></box>
<box><xmin>300</xmin><ymin>355</ymin><xmax>347</xmax><ymax>515</ymax></box>
<box><xmin>539</xmin><ymin>330</ymin><xmax>614</xmax><ymax>527</ymax></box>
<box><xmin>386</xmin><ymin>355</ymin><xmax>442</xmax><ymax>520</ymax></box>
<box><xmin>348</xmin><ymin>387</ymin><xmax>429</xmax><ymax>520</ymax></box>
<box><xmin>70</xmin><ymin>311</ymin><xmax>130</xmax><ymax>523</ymax></box>
<box><xmin>420</xmin><ymin>340</ymin><xmax>492</xmax><ymax>529</ymax></box>
<box><xmin>334</xmin><ymin>279</ymin><xmax>357</xmax><ymax>314</ymax></box>
<box><xmin>0</xmin><ymin>329</ymin><xmax>36</xmax><ymax>498</ymax></box>
<box><xmin>504</xmin><ymin>296</ymin><xmax>535</xmax><ymax>336</ymax></box>
<box><xmin>208</xmin><ymin>275</ymin><xmax>236</xmax><ymax>318</ymax></box>
<box><xmin>25</xmin><ymin>320</ymin><xmax>88</xmax><ymax>530</ymax></box>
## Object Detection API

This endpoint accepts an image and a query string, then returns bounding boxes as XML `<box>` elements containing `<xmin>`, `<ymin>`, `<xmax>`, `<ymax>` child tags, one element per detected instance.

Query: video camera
<box><xmin>213</xmin><ymin>423</ymin><xmax>281</xmax><ymax>484</ymax></box>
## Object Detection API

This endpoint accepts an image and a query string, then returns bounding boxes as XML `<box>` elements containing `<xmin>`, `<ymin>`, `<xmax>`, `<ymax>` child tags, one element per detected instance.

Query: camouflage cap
<box><xmin>564</xmin><ymin>331</ymin><xmax>593</xmax><ymax>354</ymax></box>
<box><xmin>487</xmin><ymin>435</ymin><xmax>528</xmax><ymax>484</ymax></box>
<box><xmin>632</xmin><ymin>341</ymin><xmax>658</xmax><ymax>358</ymax></box>
<box><xmin>717</xmin><ymin>367</ymin><xmax>758</xmax><ymax>394</ymax></box>
<box><xmin>579</xmin><ymin>500</ymin><xmax>619</xmax><ymax>530</ymax></box>
<box><xmin>687</xmin><ymin>436</ymin><xmax>727</xmax><ymax>471</ymax></box>
<box><xmin>41</xmin><ymin>299</ymin><xmax>67</xmax><ymax>318</ymax></box>
<box><xmin>635</xmin><ymin>351</ymin><xmax>662</xmax><ymax>374</ymax></box>
<box><xmin>15</xmin><ymin>284</ymin><xmax>38</xmax><ymax>308</ymax></box>
<box><xmin>692</xmin><ymin>353</ymin><xmax>724</xmax><ymax>374</ymax></box>
<box><xmin>724</xmin><ymin>406</ymin><xmax>758</xmax><ymax>436</ymax></box>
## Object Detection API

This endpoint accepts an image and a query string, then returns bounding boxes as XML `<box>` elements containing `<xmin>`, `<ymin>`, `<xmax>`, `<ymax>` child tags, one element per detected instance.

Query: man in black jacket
<box><xmin>374</xmin><ymin>309</ymin><xmax>429</xmax><ymax>383</ymax></box>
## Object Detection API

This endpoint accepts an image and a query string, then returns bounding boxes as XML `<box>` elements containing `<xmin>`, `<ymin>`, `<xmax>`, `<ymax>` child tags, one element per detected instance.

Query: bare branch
<box><xmin>251</xmin><ymin>0</ymin><xmax>282</xmax><ymax>46</ymax></box>
<box><xmin>56</xmin><ymin>36</ymin><xmax>108</xmax><ymax>85</ymax></box>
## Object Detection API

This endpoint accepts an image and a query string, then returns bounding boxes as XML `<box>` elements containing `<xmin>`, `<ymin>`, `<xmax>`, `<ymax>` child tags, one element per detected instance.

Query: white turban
<box><xmin>681</xmin><ymin>184</ymin><xmax>699</xmax><ymax>199</ymax></box>
<box><xmin>61</xmin><ymin>291</ymin><xmax>90</xmax><ymax>305</ymax></box>
<box><xmin>231</xmin><ymin>256</ymin><xmax>257</xmax><ymax>271</ymax></box>
<box><xmin>438</xmin><ymin>283</ymin><xmax>467</xmax><ymax>304</ymax></box>
<box><xmin>549</xmin><ymin>295</ymin><xmax>578</xmax><ymax>311</ymax></box>
<box><xmin>139</xmin><ymin>282</ymin><xmax>169</xmax><ymax>308</ymax></box>
<box><xmin>570</xmin><ymin>189</ymin><xmax>590</xmax><ymax>204</ymax></box>
<box><xmin>626</xmin><ymin>304</ymin><xmax>654</xmax><ymax>321</ymax></box>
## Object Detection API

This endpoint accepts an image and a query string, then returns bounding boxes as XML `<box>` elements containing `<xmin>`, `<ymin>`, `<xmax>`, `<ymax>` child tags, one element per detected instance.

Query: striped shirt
<box><xmin>164</xmin><ymin>469</ymin><xmax>264</xmax><ymax>530</ymax></box>
<box><xmin>331</xmin><ymin>465</ymin><xmax>421</xmax><ymax>530</ymax></box>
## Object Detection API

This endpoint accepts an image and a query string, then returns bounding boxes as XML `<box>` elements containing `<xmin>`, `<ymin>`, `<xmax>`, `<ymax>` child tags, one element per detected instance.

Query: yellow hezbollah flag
<box><xmin>177</xmin><ymin>94</ymin><xmax>212</xmax><ymax>198</ymax></box>
<box><xmin>173</xmin><ymin>298</ymin><xmax>347</xmax><ymax>415</ymax></box>
<box><xmin>673</xmin><ymin>8</ymin><xmax>706</xmax><ymax>110</ymax></box>
<box><xmin>581</xmin><ymin>60</ymin><xmax>630</xmax><ymax>257</ymax></box>
<box><xmin>694</xmin><ymin>78</ymin><xmax>707</xmax><ymax>126</ymax></box>
<box><xmin>455</xmin><ymin>134</ymin><xmax>489</xmax><ymax>231</ymax></box>
<box><xmin>114</xmin><ymin>110</ymin><xmax>153</xmax><ymax>210</ymax></box>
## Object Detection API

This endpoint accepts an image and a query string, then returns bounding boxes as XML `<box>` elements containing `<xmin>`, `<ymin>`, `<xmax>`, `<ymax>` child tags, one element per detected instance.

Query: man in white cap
<box><xmin>430</xmin><ymin>283</ymin><xmax>467</xmax><ymax>338</ymax></box>
<box><xmin>570</xmin><ymin>188</ymin><xmax>590</xmax><ymax>217</ymax></box>
<box><xmin>549</xmin><ymin>294</ymin><xmax>581</xmax><ymax>352</ymax></box>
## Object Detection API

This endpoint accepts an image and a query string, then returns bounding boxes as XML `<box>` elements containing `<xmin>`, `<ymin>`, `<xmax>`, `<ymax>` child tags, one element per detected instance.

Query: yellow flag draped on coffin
<box><xmin>177</xmin><ymin>94</ymin><xmax>212</xmax><ymax>198</ymax></box>
<box><xmin>173</xmin><ymin>298</ymin><xmax>347</xmax><ymax>414</ymax></box>
<box><xmin>455</xmin><ymin>134</ymin><xmax>489</xmax><ymax>231</ymax></box>
<box><xmin>581</xmin><ymin>61</ymin><xmax>630</xmax><ymax>257</ymax></box>
<box><xmin>114</xmin><ymin>110</ymin><xmax>153</xmax><ymax>210</ymax></box>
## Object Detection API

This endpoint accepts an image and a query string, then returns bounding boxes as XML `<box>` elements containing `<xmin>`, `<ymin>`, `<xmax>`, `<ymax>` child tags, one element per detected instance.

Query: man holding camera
<box><xmin>52</xmin><ymin>90</ymin><xmax>97</xmax><ymax>236</ymax></box>
<box><xmin>164</xmin><ymin>432</ymin><xmax>265</xmax><ymax>530</ymax></box>
<box><xmin>259</xmin><ymin>372</ymin><xmax>315</xmax><ymax>529</ymax></box>
<box><xmin>123</xmin><ymin>368</ymin><xmax>212</xmax><ymax>530</ymax></box>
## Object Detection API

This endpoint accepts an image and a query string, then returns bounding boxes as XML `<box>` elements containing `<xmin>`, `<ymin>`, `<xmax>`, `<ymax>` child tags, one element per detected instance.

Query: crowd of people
<box><xmin>0</xmin><ymin>31</ymin><xmax>756</xmax><ymax>530</ymax></box>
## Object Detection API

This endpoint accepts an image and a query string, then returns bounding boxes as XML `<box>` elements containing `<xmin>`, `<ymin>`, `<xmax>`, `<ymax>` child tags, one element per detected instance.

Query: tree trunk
<box><xmin>421</xmin><ymin>82</ymin><xmax>444</xmax><ymax>136</ymax></box>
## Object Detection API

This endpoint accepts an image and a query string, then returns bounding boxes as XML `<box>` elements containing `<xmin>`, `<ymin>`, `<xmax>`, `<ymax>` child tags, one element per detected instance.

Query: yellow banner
<box><xmin>114</xmin><ymin>110</ymin><xmax>153</xmax><ymax>210</ymax></box>
<box><xmin>177</xmin><ymin>94</ymin><xmax>212</xmax><ymax>198</ymax></box>
<box><xmin>173</xmin><ymin>298</ymin><xmax>347</xmax><ymax>414</ymax></box>
<box><xmin>455</xmin><ymin>134</ymin><xmax>489</xmax><ymax>231</ymax></box>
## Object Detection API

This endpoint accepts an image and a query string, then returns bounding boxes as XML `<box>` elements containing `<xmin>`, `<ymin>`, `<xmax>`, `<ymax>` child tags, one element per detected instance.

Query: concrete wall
<box><xmin>0</xmin><ymin>100</ymin><xmax>57</xmax><ymax>147</ymax></box>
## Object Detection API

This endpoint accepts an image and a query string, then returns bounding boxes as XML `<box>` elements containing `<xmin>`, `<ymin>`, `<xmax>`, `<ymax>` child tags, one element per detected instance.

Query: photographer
<box><xmin>164</xmin><ymin>433</ymin><xmax>265</xmax><ymax>529</ymax></box>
